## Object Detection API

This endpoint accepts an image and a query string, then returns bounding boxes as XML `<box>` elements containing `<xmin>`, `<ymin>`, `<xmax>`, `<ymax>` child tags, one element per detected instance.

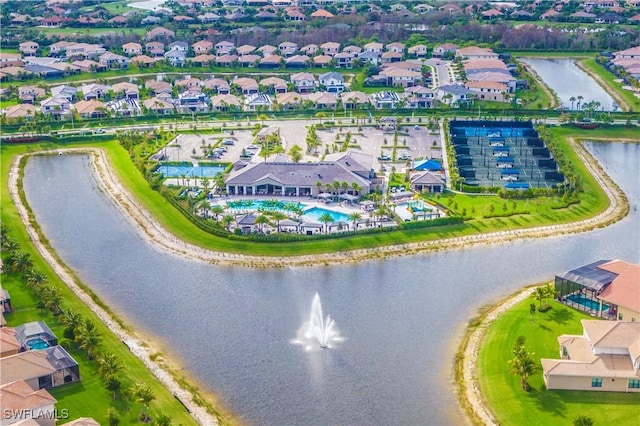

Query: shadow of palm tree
<box><xmin>546</xmin><ymin>307</ymin><xmax>574</xmax><ymax>325</ymax></box>
<box><xmin>530</xmin><ymin>388</ymin><xmax>567</xmax><ymax>418</ymax></box>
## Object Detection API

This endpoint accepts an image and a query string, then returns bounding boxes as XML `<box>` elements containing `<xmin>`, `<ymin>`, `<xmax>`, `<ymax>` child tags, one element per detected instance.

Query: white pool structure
<box><xmin>394</xmin><ymin>199</ymin><xmax>444</xmax><ymax>222</ymax></box>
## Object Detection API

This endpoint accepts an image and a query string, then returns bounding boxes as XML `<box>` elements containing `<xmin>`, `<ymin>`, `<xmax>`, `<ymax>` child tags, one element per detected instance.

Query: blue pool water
<box><xmin>158</xmin><ymin>164</ymin><xmax>225</xmax><ymax>178</ymax></box>
<box><xmin>26</xmin><ymin>338</ymin><xmax>49</xmax><ymax>350</ymax></box>
<box><xmin>303</xmin><ymin>207</ymin><xmax>351</xmax><ymax>222</ymax></box>
<box><xmin>226</xmin><ymin>200</ymin><xmax>306</xmax><ymax>212</ymax></box>
<box><xmin>567</xmin><ymin>294</ymin><xmax>609</xmax><ymax>311</ymax></box>
<box><xmin>460</xmin><ymin>127</ymin><xmax>525</xmax><ymax>137</ymax></box>
<box><xmin>405</xmin><ymin>201</ymin><xmax>431</xmax><ymax>212</ymax></box>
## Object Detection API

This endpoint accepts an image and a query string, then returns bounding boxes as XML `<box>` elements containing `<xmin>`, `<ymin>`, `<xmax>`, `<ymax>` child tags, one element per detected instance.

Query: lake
<box><xmin>22</xmin><ymin>142</ymin><xmax>639</xmax><ymax>425</ymax></box>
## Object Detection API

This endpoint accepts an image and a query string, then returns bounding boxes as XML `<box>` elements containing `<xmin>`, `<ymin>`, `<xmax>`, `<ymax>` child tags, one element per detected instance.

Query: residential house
<box><xmin>259</xmin><ymin>54</ymin><xmax>283</xmax><ymax>69</ymax></box>
<box><xmin>164</xmin><ymin>50</ymin><xmax>187</xmax><ymax>67</ymax></box>
<box><xmin>310</xmin><ymin>9</ymin><xmax>334</xmax><ymax>18</ymax></box>
<box><xmin>371</xmin><ymin>91</ymin><xmax>401</xmax><ymax>109</ymax></box>
<box><xmin>145</xmin><ymin>80</ymin><xmax>173</xmax><ymax>96</ymax></box>
<box><xmin>286</xmin><ymin>55</ymin><xmax>310</xmax><ymax>68</ymax></box>
<box><xmin>244</xmin><ymin>93</ymin><xmax>272</xmax><ymax>111</ymax></box>
<box><xmin>257</xmin><ymin>45</ymin><xmax>277</xmax><ymax>57</ymax></box>
<box><xmin>300</xmin><ymin>44</ymin><xmax>318</xmax><ymax>56</ymax></box>
<box><xmin>291</xmin><ymin>72</ymin><xmax>317</xmax><ymax>93</ymax></box>
<box><xmin>408</xmin><ymin>44</ymin><xmax>428</xmax><ymax>58</ymax></box>
<box><xmin>99</xmin><ymin>52</ymin><xmax>130</xmax><ymax>69</ymax></box>
<box><xmin>73</xmin><ymin>100</ymin><xmax>107</xmax><ymax>118</ymax></box>
<box><xmin>411</xmin><ymin>171</ymin><xmax>445</xmax><ymax>193</ymax></box>
<box><xmin>358</xmin><ymin>51</ymin><xmax>380</xmax><ymax>66</ymax></box>
<box><xmin>72</xmin><ymin>60</ymin><xmax>106</xmax><ymax>73</ymax></box>
<box><xmin>260</xmin><ymin>77</ymin><xmax>288</xmax><ymax>93</ymax></box>
<box><xmin>177</xmin><ymin>89</ymin><xmax>209</xmax><ymax>113</ymax></box>
<box><xmin>233</xmin><ymin>77</ymin><xmax>259</xmax><ymax>95</ymax></box>
<box><xmin>175</xmin><ymin>77</ymin><xmax>203</xmax><ymax>90</ymax></box>
<box><xmin>343</xmin><ymin>45</ymin><xmax>362</xmax><ymax>55</ymax></box>
<box><xmin>111</xmin><ymin>82</ymin><xmax>140</xmax><ymax>100</ymax></box>
<box><xmin>19</xmin><ymin>41</ymin><xmax>39</xmax><ymax>56</ymax></box>
<box><xmin>555</xmin><ymin>260</ymin><xmax>639</xmax><ymax>321</ymax></box>
<box><xmin>1</xmin><ymin>328</ymin><xmax>20</xmax><ymax>358</ymax></box>
<box><xmin>192</xmin><ymin>40</ymin><xmax>214</xmax><ymax>54</ymax></box>
<box><xmin>403</xmin><ymin>85</ymin><xmax>435</xmax><ymax>108</ymax></box>
<box><xmin>378</xmin><ymin>67</ymin><xmax>422</xmax><ymax>87</ymax></box>
<box><xmin>122</xmin><ymin>42</ymin><xmax>142</xmax><ymax>56</ymax></box>
<box><xmin>386</xmin><ymin>42</ymin><xmax>405</xmax><ymax>54</ymax></box>
<box><xmin>0</xmin><ymin>380</ymin><xmax>56</xmax><ymax>426</ymax></box>
<box><xmin>50</xmin><ymin>85</ymin><xmax>77</xmax><ymax>102</ymax></box>
<box><xmin>146</xmin><ymin>26</ymin><xmax>175</xmax><ymax>40</ymax></box>
<box><xmin>275</xmin><ymin>92</ymin><xmax>305</xmax><ymax>110</ymax></box>
<box><xmin>541</xmin><ymin>320</ymin><xmax>640</xmax><ymax>392</ymax></box>
<box><xmin>307</xmin><ymin>91</ymin><xmax>337</xmax><ymax>109</ymax></box>
<box><xmin>143</xmin><ymin>97</ymin><xmax>176</xmax><ymax>115</ymax></box>
<box><xmin>131</xmin><ymin>54</ymin><xmax>157</xmax><ymax>67</ymax></box>
<box><xmin>456</xmin><ymin>46</ymin><xmax>499</xmax><ymax>60</ymax></box>
<box><xmin>320</xmin><ymin>42</ymin><xmax>340</xmax><ymax>56</ymax></box>
<box><xmin>4</xmin><ymin>104</ymin><xmax>37</xmax><ymax>120</ymax></box>
<box><xmin>381</xmin><ymin>51</ymin><xmax>403</xmax><ymax>64</ymax></box>
<box><xmin>287</xmin><ymin>9</ymin><xmax>306</xmax><ymax>21</ymax></box>
<box><xmin>0</xmin><ymin>347</ymin><xmax>80</xmax><ymax>389</ymax></box>
<box><xmin>215</xmin><ymin>41</ymin><xmax>235</xmax><ymax>55</ymax></box>
<box><xmin>198</xmin><ymin>12</ymin><xmax>221</xmax><ymax>23</ymax></box>
<box><xmin>145</xmin><ymin>41</ymin><xmax>165</xmax><ymax>57</ymax></box>
<box><xmin>319</xmin><ymin>72</ymin><xmax>345</xmax><ymax>93</ymax></box>
<box><xmin>278</xmin><ymin>42</ymin><xmax>298</xmax><ymax>57</ymax></box>
<box><xmin>465</xmin><ymin>81</ymin><xmax>509</xmax><ymax>102</ymax></box>
<box><xmin>168</xmin><ymin>41</ymin><xmax>189</xmax><ymax>53</ymax></box>
<box><xmin>364</xmin><ymin>42</ymin><xmax>383</xmax><ymax>54</ymax></box>
<box><xmin>81</xmin><ymin>83</ymin><xmax>109</xmax><ymax>100</ymax></box>
<box><xmin>432</xmin><ymin>43</ymin><xmax>459</xmax><ymax>58</ymax></box>
<box><xmin>236</xmin><ymin>44</ymin><xmax>257</xmax><ymax>56</ymax></box>
<box><xmin>334</xmin><ymin>52</ymin><xmax>355</xmax><ymax>68</ymax></box>
<box><xmin>340</xmin><ymin>91</ymin><xmax>371</xmax><ymax>109</ymax></box>
<box><xmin>18</xmin><ymin>86</ymin><xmax>46</xmax><ymax>104</ymax></box>
<box><xmin>437</xmin><ymin>84</ymin><xmax>473</xmax><ymax>105</ymax></box>
<box><xmin>237</xmin><ymin>54</ymin><xmax>261</xmax><ymax>67</ymax></box>
<box><xmin>210</xmin><ymin>94</ymin><xmax>242</xmax><ymax>112</ymax></box>
<box><xmin>40</xmin><ymin>97</ymin><xmax>72</xmax><ymax>119</ymax></box>
<box><xmin>216</xmin><ymin>54</ymin><xmax>239</xmax><ymax>67</ymax></box>
<box><xmin>312</xmin><ymin>55</ymin><xmax>333</xmax><ymax>68</ymax></box>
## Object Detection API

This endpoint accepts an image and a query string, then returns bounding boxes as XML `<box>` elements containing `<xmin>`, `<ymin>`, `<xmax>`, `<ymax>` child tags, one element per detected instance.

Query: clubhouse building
<box><xmin>225</xmin><ymin>150</ymin><xmax>375</xmax><ymax>197</ymax></box>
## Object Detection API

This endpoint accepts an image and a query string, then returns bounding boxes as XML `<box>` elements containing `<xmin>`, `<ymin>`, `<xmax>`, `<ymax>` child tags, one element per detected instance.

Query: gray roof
<box><xmin>15</xmin><ymin>321</ymin><xmax>57</xmax><ymax>344</ymax></box>
<box><xmin>226</xmin><ymin>161</ymin><xmax>371</xmax><ymax>188</ymax></box>
<box><xmin>320</xmin><ymin>72</ymin><xmax>344</xmax><ymax>82</ymax></box>
<box><xmin>411</xmin><ymin>171</ymin><xmax>445</xmax><ymax>185</ymax></box>
<box><xmin>557</xmin><ymin>260</ymin><xmax>617</xmax><ymax>292</ymax></box>
<box><xmin>439</xmin><ymin>84</ymin><xmax>473</xmax><ymax>96</ymax></box>
<box><xmin>44</xmin><ymin>345</ymin><xmax>78</xmax><ymax>370</ymax></box>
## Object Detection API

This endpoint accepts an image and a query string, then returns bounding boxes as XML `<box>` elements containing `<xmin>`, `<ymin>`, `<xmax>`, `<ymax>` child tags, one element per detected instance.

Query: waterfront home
<box><xmin>0</xmin><ymin>380</ymin><xmax>56</xmax><ymax>426</ymax></box>
<box><xmin>286</xmin><ymin>55</ymin><xmax>311</xmax><ymax>68</ymax></box>
<box><xmin>237</xmin><ymin>44</ymin><xmax>257</xmax><ymax>56</ymax></box>
<box><xmin>312</xmin><ymin>55</ymin><xmax>333</xmax><ymax>68</ymax></box>
<box><xmin>99</xmin><ymin>52</ymin><xmax>130</xmax><ymax>69</ymax></box>
<box><xmin>260</xmin><ymin>77</ymin><xmax>288</xmax><ymax>93</ymax></box>
<box><xmin>307</xmin><ymin>91</ymin><xmax>337</xmax><ymax>109</ymax></box>
<box><xmin>554</xmin><ymin>260</ymin><xmax>639</xmax><ymax>321</ymax></box>
<box><xmin>541</xmin><ymin>320</ymin><xmax>640</xmax><ymax>392</ymax></box>
<box><xmin>0</xmin><ymin>347</ymin><xmax>80</xmax><ymax>389</ymax></box>
<box><xmin>192</xmin><ymin>40</ymin><xmax>214</xmax><ymax>54</ymax></box>
<box><xmin>143</xmin><ymin>97</ymin><xmax>176</xmax><ymax>115</ymax></box>
<box><xmin>145</xmin><ymin>80</ymin><xmax>172</xmax><ymax>96</ymax></box>
<box><xmin>275</xmin><ymin>92</ymin><xmax>305</xmax><ymax>110</ymax></box>
<box><xmin>203</xmin><ymin>78</ymin><xmax>231</xmax><ymax>94</ymax></box>
<box><xmin>145</xmin><ymin>41</ymin><xmax>165</xmax><ymax>57</ymax></box>
<box><xmin>257</xmin><ymin>45</ymin><xmax>278</xmax><ymax>57</ymax></box>
<box><xmin>210</xmin><ymin>94</ymin><xmax>242</xmax><ymax>112</ymax></box>
<box><xmin>112</xmin><ymin>82</ymin><xmax>140</xmax><ymax>100</ymax></box>
<box><xmin>340</xmin><ymin>91</ymin><xmax>370</xmax><ymax>109</ymax></box>
<box><xmin>233</xmin><ymin>77</ymin><xmax>259</xmax><ymax>95</ymax></box>
<box><xmin>244</xmin><ymin>93</ymin><xmax>272</xmax><ymax>111</ymax></box>
<box><xmin>0</xmin><ymin>328</ymin><xmax>20</xmax><ymax>358</ymax></box>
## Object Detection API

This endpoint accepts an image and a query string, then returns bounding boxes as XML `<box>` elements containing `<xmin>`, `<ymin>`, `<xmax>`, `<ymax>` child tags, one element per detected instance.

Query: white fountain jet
<box><xmin>291</xmin><ymin>293</ymin><xmax>344</xmax><ymax>351</ymax></box>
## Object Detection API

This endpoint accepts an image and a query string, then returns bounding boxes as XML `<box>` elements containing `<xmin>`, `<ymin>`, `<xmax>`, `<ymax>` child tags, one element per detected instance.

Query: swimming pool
<box><xmin>158</xmin><ymin>164</ymin><xmax>225</xmax><ymax>178</ymax></box>
<box><xmin>567</xmin><ymin>294</ymin><xmax>609</xmax><ymax>312</ymax></box>
<box><xmin>26</xmin><ymin>338</ymin><xmax>50</xmax><ymax>350</ymax></box>
<box><xmin>404</xmin><ymin>201</ymin><xmax>431</xmax><ymax>213</ymax></box>
<box><xmin>226</xmin><ymin>199</ymin><xmax>306</xmax><ymax>213</ymax></box>
<box><xmin>303</xmin><ymin>207</ymin><xmax>351</xmax><ymax>223</ymax></box>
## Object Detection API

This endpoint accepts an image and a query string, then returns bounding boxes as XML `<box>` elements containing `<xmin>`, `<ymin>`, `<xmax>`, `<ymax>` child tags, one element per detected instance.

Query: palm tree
<box><xmin>576</xmin><ymin>95</ymin><xmax>583</xmax><ymax>110</ymax></box>
<box><xmin>569</xmin><ymin>96</ymin><xmax>576</xmax><ymax>110</ymax></box>
<box><xmin>41</xmin><ymin>286</ymin><xmax>62</xmax><ymax>316</ymax></box>
<box><xmin>209</xmin><ymin>205</ymin><xmax>224</xmax><ymax>222</ymax></box>
<box><xmin>62</xmin><ymin>309</ymin><xmax>83</xmax><ymax>340</ymax></box>
<box><xmin>318</xmin><ymin>212</ymin><xmax>335</xmax><ymax>234</ymax></box>
<box><xmin>25</xmin><ymin>269</ymin><xmax>48</xmax><ymax>289</ymax></box>
<box><xmin>332</xmin><ymin>180</ymin><xmax>341</xmax><ymax>196</ymax></box>
<box><xmin>98</xmin><ymin>352</ymin><xmax>123</xmax><ymax>380</ymax></box>
<box><xmin>348</xmin><ymin>212</ymin><xmax>362</xmax><ymax>231</ymax></box>
<box><xmin>351</xmin><ymin>182</ymin><xmax>361</xmax><ymax>196</ymax></box>
<box><xmin>77</xmin><ymin>319</ymin><xmax>102</xmax><ymax>360</ymax></box>
<box><xmin>254</xmin><ymin>214</ymin><xmax>272</xmax><ymax>233</ymax></box>
<box><xmin>509</xmin><ymin>337</ymin><xmax>537</xmax><ymax>391</ymax></box>
<box><xmin>374</xmin><ymin>205</ymin><xmax>387</xmax><ymax>225</ymax></box>
<box><xmin>131</xmin><ymin>383</ymin><xmax>155</xmax><ymax>422</ymax></box>
<box><xmin>269</xmin><ymin>211</ymin><xmax>288</xmax><ymax>232</ymax></box>
<box><xmin>7</xmin><ymin>251</ymin><xmax>33</xmax><ymax>276</ymax></box>
<box><xmin>200</xmin><ymin>176</ymin><xmax>210</xmax><ymax>193</ymax></box>
<box><xmin>532</xmin><ymin>286</ymin><xmax>546</xmax><ymax>309</ymax></box>
<box><xmin>222</xmin><ymin>214</ymin><xmax>235</xmax><ymax>232</ymax></box>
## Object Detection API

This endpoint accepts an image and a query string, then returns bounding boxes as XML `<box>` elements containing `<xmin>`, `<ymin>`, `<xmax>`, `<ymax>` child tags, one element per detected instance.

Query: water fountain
<box><xmin>291</xmin><ymin>293</ymin><xmax>344</xmax><ymax>351</ymax></box>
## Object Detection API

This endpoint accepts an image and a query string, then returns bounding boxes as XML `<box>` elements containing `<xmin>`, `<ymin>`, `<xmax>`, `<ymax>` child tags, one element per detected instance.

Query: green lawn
<box><xmin>0</xmin><ymin>142</ymin><xmax>223</xmax><ymax>425</ymax></box>
<box><xmin>38</xmin><ymin>26</ymin><xmax>147</xmax><ymax>36</ymax></box>
<box><xmin>578</xmin><ymin>58</ymin><xmax>640</xmax><ymax>113</ymax></box>
<box><xmin>477</xmin><ymin>296</ymin><xmax>640</xmax><ymax>425</ymax></box>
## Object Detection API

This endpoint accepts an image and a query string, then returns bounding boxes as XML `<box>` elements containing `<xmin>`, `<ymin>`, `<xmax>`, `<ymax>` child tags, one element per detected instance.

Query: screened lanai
<box><xmin>554</xmin><ymin>260</ymin><xmax>618</xmax><ymax>319</ymax></box>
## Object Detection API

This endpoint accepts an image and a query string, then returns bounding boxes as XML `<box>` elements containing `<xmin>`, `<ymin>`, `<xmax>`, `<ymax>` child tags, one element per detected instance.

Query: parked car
<box><xmin>378</xmin><ymin>155</ymin><xmax>391</xmax><ymax>161</ymax></box>
<box><xmin>398</xmin><ymin>154</ymin><xmax>412</xmax><ymax>161</ymax></box>
<box><xmin>223</xmin><ymin>139</ymin><xmax>235</xmax><ymax>145</ymax></box>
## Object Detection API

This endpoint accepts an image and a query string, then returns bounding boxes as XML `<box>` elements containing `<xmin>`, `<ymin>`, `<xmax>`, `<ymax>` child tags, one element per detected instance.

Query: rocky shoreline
<box><xmin>8</xmin><ymin>138</ymin><xmax>628</xmax><ymax>425</ymax></box>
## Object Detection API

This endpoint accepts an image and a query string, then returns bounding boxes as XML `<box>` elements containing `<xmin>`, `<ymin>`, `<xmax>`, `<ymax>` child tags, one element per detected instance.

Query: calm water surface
<box><xmin>521</xmin><ymin>58</ymin><xmax>617</xmax><ymax>111</ymax></box>
<box><xmin>22</xmin><ymin>142</ymin><xmax>639</xmax><ymax>425</ymax></box>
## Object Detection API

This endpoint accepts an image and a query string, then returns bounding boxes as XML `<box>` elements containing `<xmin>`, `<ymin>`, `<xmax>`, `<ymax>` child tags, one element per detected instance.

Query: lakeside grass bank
<box><xmin>470</xmin><ymin>294</ymin><xmax>640</xmax><ymax>425</ymax></box>
<box><xmin>1</xmin><ymin>143</ymin><xmax>232</xmax><ymax>425</ymax></box>
<box><xmin>577</xmin><ymin>58</ymin><xmax>640</xmax><ymax>113</ymax></box>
